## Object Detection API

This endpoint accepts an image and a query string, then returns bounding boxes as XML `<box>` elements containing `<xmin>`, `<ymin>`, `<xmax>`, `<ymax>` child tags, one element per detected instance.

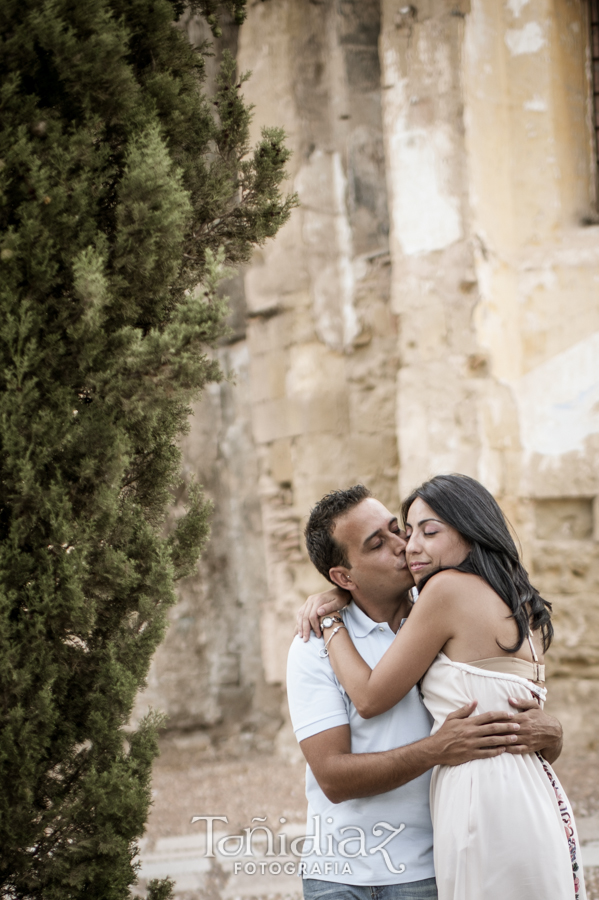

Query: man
<box><xmin>286</xmin><ymin>485</ymin><xmax>562</xmax><ymax>900</ymax></box>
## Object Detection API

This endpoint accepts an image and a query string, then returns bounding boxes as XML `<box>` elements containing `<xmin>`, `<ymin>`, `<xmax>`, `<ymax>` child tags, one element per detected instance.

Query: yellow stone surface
<box><xmin>134</xmin><ymin>0</ymin><xmax>599</xmax><ymax>758</ymax></box>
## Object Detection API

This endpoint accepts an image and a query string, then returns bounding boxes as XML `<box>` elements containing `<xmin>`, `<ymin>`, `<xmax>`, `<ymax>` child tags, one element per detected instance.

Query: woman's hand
<box><xmin>295</xmin><ymin>587</ymin><xmax>350</xmax><ymax>641</ymax></box>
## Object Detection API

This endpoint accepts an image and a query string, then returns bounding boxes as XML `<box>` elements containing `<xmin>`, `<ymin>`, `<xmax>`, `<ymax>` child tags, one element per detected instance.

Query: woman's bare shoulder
<box><xmin>418</xmin><ymin>569</ymin><xmax>485</xmax><ymax>602</ymax></box>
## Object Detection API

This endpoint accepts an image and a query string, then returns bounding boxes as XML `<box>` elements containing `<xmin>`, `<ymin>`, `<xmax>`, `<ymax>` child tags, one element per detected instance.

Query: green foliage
<box><xmin>0</xmin><ymin>0</ymin><xmax>296</xmax><ymax>896</ymax></box>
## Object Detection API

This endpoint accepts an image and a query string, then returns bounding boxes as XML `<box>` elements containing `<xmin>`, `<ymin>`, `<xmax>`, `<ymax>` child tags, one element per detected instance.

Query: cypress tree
<box><xmin>0</xmin><ymin>1</ymin><xmax>296</xmax><ymax>896</ymax></box>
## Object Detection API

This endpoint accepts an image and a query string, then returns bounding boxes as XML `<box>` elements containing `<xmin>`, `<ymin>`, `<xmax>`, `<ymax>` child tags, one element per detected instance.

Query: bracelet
<box><xmin>319</xmin><ymin>624</ymin><xmax>346</xmax><ymax>658</ymax></box>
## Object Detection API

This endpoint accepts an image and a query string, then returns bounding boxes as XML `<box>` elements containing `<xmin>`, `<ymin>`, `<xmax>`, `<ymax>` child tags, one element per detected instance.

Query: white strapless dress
<box><xmin>420</xmin><ymin>652</ymin><xmax>586</xmax><ymax>900</ymax></box>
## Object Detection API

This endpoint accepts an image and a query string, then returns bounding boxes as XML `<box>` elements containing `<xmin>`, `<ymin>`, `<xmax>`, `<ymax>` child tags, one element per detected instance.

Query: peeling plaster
<box><xmin>519</xmin><ymin>265</ymin><xmax>558</xmax><ymax>295</ymax></box>
<box><xmin>506</xmin><ymin>0</ymin><xmax>531</xmax><ymax>18</ymax></box>
<box><xmin>524</xmin><ymin>96</ymin><xmax>547</xmax><ymax>112</ymax></box>
<box><xmin>383</xmin><ymin>72</ymin><xmax>462</xmax><ymax>256</ymax></box>
<box><xmin>296</xmin><ymin>150</ymin><xmax>359</xmax><ymax>352</ymax></box>
<box><xmin>505</xmin><ymin>22</ymin><xmax>546</xmax><ymax>56</ymax></box>
<box><xmin>392</xmin><ymin>128</ymin><xmax>462</xmax><ymax>255</ymax></box>
<box><xmin>515</xmin><ymin>331</ymin><xmax>599</xmax><ymax>455</ymax></box>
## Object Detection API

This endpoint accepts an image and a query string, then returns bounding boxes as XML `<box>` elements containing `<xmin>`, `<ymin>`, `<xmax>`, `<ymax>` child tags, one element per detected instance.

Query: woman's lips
<box><xmin>409</xmin><ymin>561</ymin><xmax>429</xmax><ymax>571</ymax></box>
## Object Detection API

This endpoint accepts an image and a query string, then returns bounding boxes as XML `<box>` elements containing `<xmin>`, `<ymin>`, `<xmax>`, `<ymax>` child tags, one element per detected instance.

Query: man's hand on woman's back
<box><xmin>505</xmin><ymin>697</ymin><xmax>563</xmax><ymax>763</ymax></box>
<box><xmin>429</xmin><ymin>701</ymin><xmax>522</xmax><ymax>765</ymax></box>
<box><xmin>430</xmin><ymin>699</ymin><xmax>562</xmax><ymax>766</ymax></box>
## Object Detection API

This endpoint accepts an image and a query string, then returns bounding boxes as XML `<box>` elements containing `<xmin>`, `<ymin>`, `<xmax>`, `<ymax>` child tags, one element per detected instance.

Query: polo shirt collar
<box><xmin>345</xmin><ymin>600</ymin><xmax>389</xmax><ymax>638</ymax></box>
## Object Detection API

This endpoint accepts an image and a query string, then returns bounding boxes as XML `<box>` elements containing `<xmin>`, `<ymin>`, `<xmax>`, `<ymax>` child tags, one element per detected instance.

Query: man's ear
<box><xmin>328</xmin><ymin>567</ymin><xmax>354</xmax><ymax>591</ymax></box>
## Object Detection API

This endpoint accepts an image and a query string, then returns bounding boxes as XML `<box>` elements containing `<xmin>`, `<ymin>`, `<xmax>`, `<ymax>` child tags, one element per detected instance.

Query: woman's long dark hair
<box><xmin>401</xmin><ymin>474</ymin><xmax>553</xmax><ymax>653</ymax></box>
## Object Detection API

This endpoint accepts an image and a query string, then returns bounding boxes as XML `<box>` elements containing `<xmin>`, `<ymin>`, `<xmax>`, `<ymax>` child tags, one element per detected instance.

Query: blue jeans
<box><xmin>303</xmin><ymin>876</ymin><xmax>438</xmax><ymax>900</ymax></box>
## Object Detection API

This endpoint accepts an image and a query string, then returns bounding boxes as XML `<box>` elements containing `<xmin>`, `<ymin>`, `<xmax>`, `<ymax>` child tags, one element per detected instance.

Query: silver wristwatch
<box><xmin>321</xmin><ymin>615</ymin><xmax>344</xmax><ymax>629</ymax></box>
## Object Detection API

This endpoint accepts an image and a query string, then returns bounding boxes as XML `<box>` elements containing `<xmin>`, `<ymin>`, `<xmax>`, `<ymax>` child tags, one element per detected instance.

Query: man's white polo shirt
<box><xmin>286</xmin><ymin>601</ymin><xmax>435</xmax><ymax>886</ymax></box>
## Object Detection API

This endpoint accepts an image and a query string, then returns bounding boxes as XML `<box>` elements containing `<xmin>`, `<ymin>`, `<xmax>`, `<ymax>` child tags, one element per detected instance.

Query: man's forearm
<box><xmin>312</xmin><ymin>706</ymin><xmax>521</xmax><ymax>803</ymax></box>
<box><xmin>318</xmin><ymin>736</ymin><xmax>440</xmax><ymax>804</ymax></box>
<box><xmin>541</xmin><ymin>732</ymin><xmax>563</xmax><ymax>765</ymax></box>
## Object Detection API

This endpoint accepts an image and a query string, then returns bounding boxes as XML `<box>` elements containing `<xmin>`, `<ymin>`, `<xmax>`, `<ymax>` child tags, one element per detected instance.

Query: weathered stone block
<box><xmin>244</xmin><ymin>218</ymin><xmax>310</xmax><ymax>313</ymax></box>
<box><xmin>547</xmin><ymin>592</ymin><xmax>599</xmax><ymax>677</ymax></box>
<box><xmin>349</xmin><ymin>383</ymin><xmax>397</xmax><ymax>434</ymax></box>
<box><xmin>398</xmin><ymin>361</ymin><xmax>481</xmax><ymax>495</ymax></box>
<box><xmin>215</xmin><ymin>654</ymin><xmax>241</xmax><ymax>686</ymax></box>
<box><xmin>252</xmin><ymin>393</ymin><xmax>350</xmax><ymax>445</ymax></box>
<box><xmin>531</xmin><ymin>541</ymin><xmax>599</xmax><ymax>595</ymax></box>
<box><xmin>545</xmin><ymin>678</ymin><xmax>599</xmax><ymax>753</ymax></box>
<box><xmin>247</xmin><ymin>309</ymin><xmax>308</xmax><ymax>357</ymax></box>
<box><xmin>349</xmin><ymin>431</ymin><xmax>399</xmax><ymax>482</ymax></box>
<box><xmin>290</xmin><ymin>434</ymin><xmax>352</xmax><ymax>505</ymax></box>
<box><xmin>286</xmin><ymin>342</ymin><xmax>347</xmax><ymax>396</ymax></box>
<box><xmin>296</xmin><ymin>150</ymin><xmax>346</xmax><ymax>216</ymax></box>
<box><xmin>534</xmin><ymin>498</ymin><xmax>594</xmax><ymax>542</ymax></box>
<box><xmin>267</xmin><ymin>439</ymin><xmax>294</xmax><ymax>486</ymax></box>
<box><xmin>249</xmin><ymin>349</ymin><xmax>288</xmax><ymax>403</ymax></box>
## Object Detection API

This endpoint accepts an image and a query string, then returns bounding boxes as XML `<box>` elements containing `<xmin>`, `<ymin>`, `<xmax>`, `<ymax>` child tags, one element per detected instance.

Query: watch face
<box><xmin>321</xmin><ymin>616</ymin><xmax>335</xmax><ymax>628</ymax></box>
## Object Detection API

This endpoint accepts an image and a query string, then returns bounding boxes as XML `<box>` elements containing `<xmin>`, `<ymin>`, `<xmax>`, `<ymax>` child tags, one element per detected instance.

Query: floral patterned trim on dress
<box><xmin>536</xmin><ymin>752</ymin><xmax>581</xmax><ymax>900</ymax></box>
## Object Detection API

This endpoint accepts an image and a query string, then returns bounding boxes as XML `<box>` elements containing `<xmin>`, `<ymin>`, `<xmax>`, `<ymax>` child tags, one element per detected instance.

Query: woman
<box><xmin>297</xmin><ymin>474</ymin><xmax>585</xmax><ymax>900</ymax></box>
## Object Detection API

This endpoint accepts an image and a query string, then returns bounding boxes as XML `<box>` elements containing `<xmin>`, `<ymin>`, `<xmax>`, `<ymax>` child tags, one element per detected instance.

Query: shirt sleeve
<box><xmin>286</xmin><ymin>635</ymin><xmax>350</xmax><ymax>743</ymax></box>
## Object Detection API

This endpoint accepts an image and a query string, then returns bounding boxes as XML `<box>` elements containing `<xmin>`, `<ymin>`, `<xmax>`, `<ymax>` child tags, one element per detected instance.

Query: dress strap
<box><xmin>526</xmin><ymin>632</ymin><xmax>544</xmax><ymax>682</ymax></box>
<box><xmin>527</xmin><ymin>632</ymin><xmax>539</xmax><ymax>662</ymax></box>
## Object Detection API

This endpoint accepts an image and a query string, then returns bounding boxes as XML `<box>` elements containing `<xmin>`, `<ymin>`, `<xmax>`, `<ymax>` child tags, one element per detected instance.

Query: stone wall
<box><xmin>134</xmin><ymin>0</ymin><xmax>599</xmax><ymax>758</ymax></box>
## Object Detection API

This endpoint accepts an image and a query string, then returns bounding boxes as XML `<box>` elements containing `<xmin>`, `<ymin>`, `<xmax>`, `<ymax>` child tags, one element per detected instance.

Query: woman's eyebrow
<box><xmin>418</xmin><ymin>517</ymin><xmax>443</xmax><ymax>527</ymax></box>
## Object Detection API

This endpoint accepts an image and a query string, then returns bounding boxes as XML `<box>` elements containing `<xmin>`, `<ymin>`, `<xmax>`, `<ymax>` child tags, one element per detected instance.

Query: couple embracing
<box><xmin>286</xmin><ymin>474</ymin><xmax>586</xmax><ymax>900</ymax></box>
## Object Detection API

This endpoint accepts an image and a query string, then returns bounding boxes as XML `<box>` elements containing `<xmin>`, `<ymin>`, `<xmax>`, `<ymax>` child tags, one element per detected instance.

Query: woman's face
<box><xmin>404</xmin><ymin>497</ymin><xmax>471</xmax><ymax>585</ymax></box>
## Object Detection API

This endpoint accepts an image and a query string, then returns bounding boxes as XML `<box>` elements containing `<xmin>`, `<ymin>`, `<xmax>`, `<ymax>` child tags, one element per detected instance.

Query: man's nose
<box><xmin>392</xmin><ymin>531</ymin><xmax>407</xmax><ymax>554</ymax></box>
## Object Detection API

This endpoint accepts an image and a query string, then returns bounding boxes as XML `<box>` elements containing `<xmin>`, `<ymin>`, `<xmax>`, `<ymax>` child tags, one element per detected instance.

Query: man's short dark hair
<box><xmin>304</xmin><ymin>485</ymin><xmax>372</xmax><ymax>582</ymax></box>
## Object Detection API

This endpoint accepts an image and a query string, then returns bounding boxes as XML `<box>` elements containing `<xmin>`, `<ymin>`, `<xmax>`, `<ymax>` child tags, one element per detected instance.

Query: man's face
<box><xmin>329</xmin><ymin>498</ymin><xmax>415</xmax><ymax>603</ymax></box>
